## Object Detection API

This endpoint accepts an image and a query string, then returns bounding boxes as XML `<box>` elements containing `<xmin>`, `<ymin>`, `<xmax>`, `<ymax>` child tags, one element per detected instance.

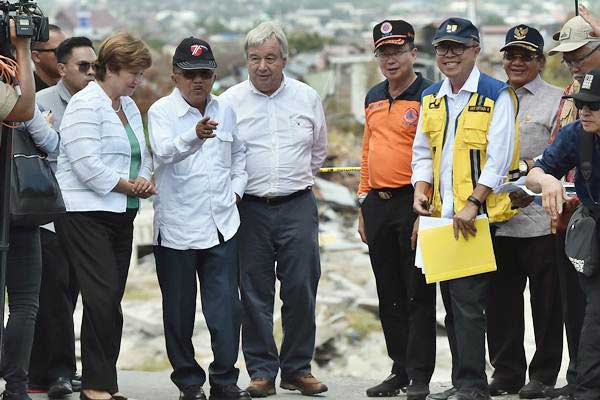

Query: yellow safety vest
<box><xmin>420</xmin><ymin>75</ymin><xmax>520</xmax><ymax>223</ymax></box>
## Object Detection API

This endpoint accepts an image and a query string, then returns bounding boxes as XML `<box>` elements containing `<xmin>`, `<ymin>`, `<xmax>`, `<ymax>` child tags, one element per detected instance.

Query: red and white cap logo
<box><xmin>190</xmin><ymin>44</ymin><xmax>208</xmax><ymax>57</ymax></box>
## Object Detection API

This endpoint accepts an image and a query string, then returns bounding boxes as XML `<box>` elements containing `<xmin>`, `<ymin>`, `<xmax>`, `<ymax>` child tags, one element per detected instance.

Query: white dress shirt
<box><xmin>56</xmin><ymin>81</ymin><xmax>153</xmax><ymax>213</ymax></box>
<box><xmin>148</xmin><ymin>88</ymin><xmax>247</xmax><ymax>250</ymax></box>
<box><xmin>411</xmin><ymin>67</ymin><xmax>516</xmax><ymax>218</ymax></box>
<box><xmin>220</xmin><ymin>75</ymin><xmax>327</xmax><ymax>197</ymax></box>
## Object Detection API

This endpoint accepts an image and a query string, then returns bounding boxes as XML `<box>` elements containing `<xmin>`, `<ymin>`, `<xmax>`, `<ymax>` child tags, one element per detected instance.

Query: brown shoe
<box><xmin>280</xmin><ymin>373</ymin><xmax>328</xmax><ymax>396</ymax></box>
<box><xmin>245</xmin><ymin>378</ymin><xmax>276</xmax><ymax>398</ymax></box>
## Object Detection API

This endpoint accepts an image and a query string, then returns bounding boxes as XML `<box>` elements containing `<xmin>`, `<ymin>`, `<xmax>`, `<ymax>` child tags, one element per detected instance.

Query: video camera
<box><xmin>0</xmin><ymin>0</ymin><xmax>49</xmax><ymax>56</ymax></box>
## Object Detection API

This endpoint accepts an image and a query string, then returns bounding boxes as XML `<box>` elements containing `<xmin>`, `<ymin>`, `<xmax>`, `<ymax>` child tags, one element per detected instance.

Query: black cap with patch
<box><xmin>563</xmin><ymin>69</ymin><xmax>600</xmax><ymax>103</ymax></box>
<box><xmin>500</xmin><ymin>25</ymin><xmax>544</xmax><ymax>55</ymax></box>
<box><xmin>432</xmin><ymin>17</ymin><xmax>480</xmax><ymax>45</ymax></box>
<box><xmin>373</xmin><ymin>20</ymin><xmax>415</xmax><ymax>51</ymax></box>
<box><xmin>173</xmin><ymin>37</ymin><xmax>217</xmax><ymax>70</ymax></box>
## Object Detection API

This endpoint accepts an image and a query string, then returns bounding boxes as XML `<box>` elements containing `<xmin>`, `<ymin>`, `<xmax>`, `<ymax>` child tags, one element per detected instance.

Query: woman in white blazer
<box><xmin>55</xmin><ymin>32</ymin><xmax>155</xmax><ymax>400</ymax></box>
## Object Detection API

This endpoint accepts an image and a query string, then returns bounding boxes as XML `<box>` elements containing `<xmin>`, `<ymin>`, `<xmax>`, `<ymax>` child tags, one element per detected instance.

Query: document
<box><xmin>494</xmin><ymin>176</ymin><xmax>575</xmax><ymax>197</ymax></box>
<box><xmin>416</xmin><ymin>215</ymin><xmax>496</xmax><ymax>284</ymax></box>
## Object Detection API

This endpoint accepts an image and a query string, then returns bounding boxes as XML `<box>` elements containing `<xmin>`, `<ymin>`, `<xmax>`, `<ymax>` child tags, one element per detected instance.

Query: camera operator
<box><xmin>1</xmin><ymin>20</ymin><xmax>35</xmax><ymax>122</ymax></box>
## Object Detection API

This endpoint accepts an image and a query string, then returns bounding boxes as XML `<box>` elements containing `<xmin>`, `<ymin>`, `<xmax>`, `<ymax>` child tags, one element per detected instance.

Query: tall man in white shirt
<box><xmin>148</xmin><ymin>38</ymin><xmax>250</xmax><ymax>400</ymax></box>
<box><xmin>220</xmin><ymin>21</ymin><xmax>328</xmax><ymax>398</ymax></box>
<box><xmin>411</xmin><ymin>18</ymin><xmax>519</xmax><ymax>400</ymax></box>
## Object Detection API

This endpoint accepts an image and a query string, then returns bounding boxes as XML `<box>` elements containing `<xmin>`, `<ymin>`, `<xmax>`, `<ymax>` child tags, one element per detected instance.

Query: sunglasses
<box><xmin>574</xmin><ymin>100</ymin><xmax>600</xmax><ymax>111</ymax></box>
<box><xmin>176</xmin><ymin>69</ymin><xmax>215</xmax><ymax>80</ymax></box>
<box><xmin>504</xmin><ymin>53</ymin><xmax>537</xmax><ymax>62</ymax></box>
<box><xmin>75</xmin><ymin>61</ymin><xmax>95</xmax><ymax>73</ymax></box>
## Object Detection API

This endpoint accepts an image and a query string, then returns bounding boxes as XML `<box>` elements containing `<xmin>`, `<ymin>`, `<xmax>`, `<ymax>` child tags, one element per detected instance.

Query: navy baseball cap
<box><xmin>432</xmin><ymin>18</ymin><xmax>480</xmax><ymax>45</ymax></box>
<box><xmin>500</xmin><ymin>25</ymin><xmax>544</xmax><ymax>55</ymax></box>
<box><xmin>373</xmin><ymin>20</ymin><xmax>415</xmax><ymax>51</ymax></box>
<box><xmin>173</xmin><ymin>37</ymin><xmax>217</xmax><ymax>70</ymax></box>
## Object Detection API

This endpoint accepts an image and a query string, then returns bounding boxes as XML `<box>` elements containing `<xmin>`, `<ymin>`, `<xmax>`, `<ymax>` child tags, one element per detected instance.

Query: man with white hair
<box><xmin>220</xmin><ymin>21</ymin><xmax>328</xmax><ymax>398</ymax></box>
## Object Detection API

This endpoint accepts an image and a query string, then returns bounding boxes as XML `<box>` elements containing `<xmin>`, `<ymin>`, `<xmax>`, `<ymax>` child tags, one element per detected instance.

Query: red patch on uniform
<box><xmin>404</xmin><ymin>107</ymin><xmax>419</xmax><ymax>124</ymax></box>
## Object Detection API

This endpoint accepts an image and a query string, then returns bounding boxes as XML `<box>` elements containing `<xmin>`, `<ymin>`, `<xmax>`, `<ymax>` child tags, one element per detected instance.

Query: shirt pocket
<box><xmin>461</xmin><ymin>112</ymin><xmax>490</xmax><ymax>149</ymax></box>
<box><xmin>421</xmin><ymin>115</ymin><xmax>444</xmax><ymax>147</ymax></box>
<box><xmin>216</xmin><ymin>130</ymin><xmax>233</xmax><ymax>168</ymax></box>
<box><xmin>288</xmin><ymin>115</ymin><xmax>314</xmax><ymax>146</ymax></box>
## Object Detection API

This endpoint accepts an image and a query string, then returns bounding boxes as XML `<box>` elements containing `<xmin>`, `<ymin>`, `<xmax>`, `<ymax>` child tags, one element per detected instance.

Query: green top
<box><xmin>125</xmin><ymin>123</ymin><xmax>141</xmax><ymax>210</ymax></box>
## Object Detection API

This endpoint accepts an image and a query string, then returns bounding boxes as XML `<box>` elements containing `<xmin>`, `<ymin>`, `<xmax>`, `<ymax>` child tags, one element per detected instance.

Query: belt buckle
<box><xmin>378</xmin><ymin>191</ymin><xmax>392</xmax><ymax>200</ymax></box>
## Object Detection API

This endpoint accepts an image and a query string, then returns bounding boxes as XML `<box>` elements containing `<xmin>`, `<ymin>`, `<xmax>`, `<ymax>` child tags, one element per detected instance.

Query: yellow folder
<box><xmin>419</xmin><ymin>217</ymin><xmax>496</xmax><ymax>284</ymax></box>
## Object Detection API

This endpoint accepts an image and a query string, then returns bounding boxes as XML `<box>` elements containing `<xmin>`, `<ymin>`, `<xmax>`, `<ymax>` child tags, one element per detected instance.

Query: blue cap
<box><xmin>432</xmin><ymin>18</ymin><xmax>480</xmax><ymax>45</ymax></box>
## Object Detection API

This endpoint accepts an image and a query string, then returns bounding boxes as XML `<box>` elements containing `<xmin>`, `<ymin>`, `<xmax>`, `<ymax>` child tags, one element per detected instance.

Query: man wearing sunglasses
<box><xmin>539</xmin><ymin>7</ymin><xmax>600</xmax><ymax>398</ymax></box>
<box><xmin>27</xmin><ymin>36</ymin><xmax>96</xmax><ymax>399</ymax></box>
<box><xmin>31</xmin><ymin>24</ymin><xmax>66</xmax><ymax>91</ymax></box>
<box><xmin>357</xmin><ymin>19</ymin><xmax>435</xmax><ymax>400</ymax></box>
<box><xmin>526</xmin><ymin>68</ymin><xmax>600</xmax><ymax>400</ymax></box>
<box><xmin>412</xmin><ymin>17</ymin><xmax>519</xmax><ymax>400</ymax></box>
<box><xmin>148</xmin><ymin>37</ymin><xmax>250</xmax><ymax>400</ymax></box>
<box><xmin>485</xmin><ymin>25</ymin><xmax>564</xmax><ymax>399</ymax></box>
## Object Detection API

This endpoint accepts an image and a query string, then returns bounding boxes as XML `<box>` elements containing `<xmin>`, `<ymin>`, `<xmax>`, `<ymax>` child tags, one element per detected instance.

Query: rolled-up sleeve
<box><xmin>411</xmin><ymin>110</ymin><xmax>433</xmax><ymax>186</ymax></box>
<box><xmin>59</xmin><ymin>100</ymin><xmax>120</xmax><ymax>195</ymax></box>
<box><xmin>478</xmin><ymin>90</ymin><xmax>516</xmax><ymax>189</ymax></box>
<box><xmin>148</xmin><ymin>104</ymin><xmax>204</xmax><ymax>165</ymax></box>
<box><xmin>310</xmin><ymin>94</ymin><xmax>328</xmax><ymax>176</ymax></box>
<box><xmin>22</xmin><ymin>105</ymin><xmax>59</xmax><ymax>155</ymax></box>
<box><xmin>0</xmin><ymin>82</ymin><xmax>18</xmax><ymax>120</ymax></box>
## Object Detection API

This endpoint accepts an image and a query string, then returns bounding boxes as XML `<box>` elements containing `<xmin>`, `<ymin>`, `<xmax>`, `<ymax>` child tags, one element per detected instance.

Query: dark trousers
<box><xmin>441</xmin><ymin>269</ymin><xmax>491</xmax><ymax>393</ymax></box>
<box><xmin>487</xmin><ymin>235</ymin><xmax>563</xmax><ymax>386</ymax></box>
<box><xmin>0</xmin><ymin>226</ymin><xmax>42</xmax><ymax>395</ymax></box>
<box><xmin>556</xmin><ymin>231</ymin><xmax>586</xmax><ymax>385</ymax></box>
<box><xmin>238</xmin><ymin>191</ymin><xmax>320</xmax><ymax>381</ymax></box>
<box><xmin>29</xmin><ymin>227</ymin><xmax>78</xmax><ymax>385</ymax></box>
<box><xmin>361</xmin><ymin>188</ymin><xmax>436</xmax><ymax>384</ymax></box>
<box><xmin>153</xmin><ymin>235</ymin><xmax>242</xmax><ymax>391</ymax></box>
<box><xmin>56</xmin><ymin>210</ymin><xmax>136</xmax><ymax>393</ymax></box>
<box><xmin>576</xmin><ymin>270</ymin><xmax>600</xmax><ymax>400</ymax></box>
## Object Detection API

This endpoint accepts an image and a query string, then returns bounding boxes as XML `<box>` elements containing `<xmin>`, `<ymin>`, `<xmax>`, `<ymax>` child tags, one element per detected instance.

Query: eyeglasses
<box><xmin>375</xmin><ymin>48</ymin><xmax>412</xmax><ymax>60</ymax></box>
<box><xmin>562</xmin><ymin>44</ymin><xmax>600</xmax><ymax>68</ymax></box>
<box><xmin>35</xmin><ymin>48</ymin><xmax>57</xmax><ymax>54</ymax></box>
<box><xmin>176</xmin><ymin>69</ymin><xmax>215</xmax><ymax>80</ymax></box>
<box><xmin>434</xmin><ymin>44</ymin><xmax>476</xmax><ymax>56</ymax></box>
<box><xmin>574</xmin><ymin>99</ymin><xmax>600</xmax><ymax>111</ymax></box>
<box><xmin>504</xmin><ymin>53</ymin><xmax>537</xmax><ymax>62</ymax></box>
<box><xmin>247</xmin><ymin>55</ymin><xmax>280</xmax><ymax>65</ymax></box>
<box><xmin>75</xmin><ymin>61</ymin><xmax>94</xmax><ymax>73</ymax></box>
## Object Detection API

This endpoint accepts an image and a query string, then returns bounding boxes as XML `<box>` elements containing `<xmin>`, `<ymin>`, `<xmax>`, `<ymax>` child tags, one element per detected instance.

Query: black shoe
<box><xmin>427</xmin><ymin>387</ymin><xmax>458</xmax><ymax>400</ymax></box>
<box><xmin>488</xmin><ymin>380</ymin><xmax>521</xmax><ymax>397</ymax></box>
<box><xmin>449</xmin><ymin>391</ymin><xmax>491</xmax><ymax>400</ymax></box>
<box><xmin>180</xmin><ymin>386</ymin><xmax>207</xmax><ymax>400</ymax></box>
<box><xmin>366</xmin><ymin>374</ymin><xmax>408</xmax><ymax>397</ymax></box>
<box><xmin>518</xmin><ymin>380</ymin><xmax>552</xmax><ymax>399</ymax></box>
<box><xmin>544</xmin><ymin>384</ymin><xmax>575</xmax><ymax>399</ymax></box>
<box><xmin>72</xmin><ymin>373</ymin><xmax>82</xmax><ymax>392</ymax></box>
<box><xmin>209</xmin><ymin>384</ymin><xmax>251</xmax><ymax>400</ymax></box>
<box><xmin>1</xmin><ymin>391</ymin><xmax>32</xmax><ymax>400</ymax></box>
<box><xmin>48</xmin><ymin>377</ymin><xmax>74</xmax><ymax>399</ymax></box>
<box><xmin>407</xmin><ymin>382</ymin><xmax>430</xmax><ymax>400</ymax></box>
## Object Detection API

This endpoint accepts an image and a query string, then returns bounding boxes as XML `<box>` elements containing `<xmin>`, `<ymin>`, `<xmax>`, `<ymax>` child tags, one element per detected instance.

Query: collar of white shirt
<box><xmin>171</xmin><ymin>87</ymin><xmax>216</xmax><ymax>118</ymax></box>
<box><xmin>436</xmin><ymin>66</ymin><xmax>481</xmax><ymax>99</ymax></box>
<box><xmin>247</xmin><ymin>73</ymin><xmax>288</xmax><ymax>98</ymax></box>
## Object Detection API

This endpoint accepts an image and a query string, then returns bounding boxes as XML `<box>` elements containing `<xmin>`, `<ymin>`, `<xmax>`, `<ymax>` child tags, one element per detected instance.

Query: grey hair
<box><xmin>244</xmin><ymin>21</ymin><xmax>289</xmax><ymax>59</ymax></box>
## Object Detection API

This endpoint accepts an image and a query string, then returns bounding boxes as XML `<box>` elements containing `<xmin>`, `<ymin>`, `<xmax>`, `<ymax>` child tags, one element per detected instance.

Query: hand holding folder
<box><xmin>415</xmin><ymin>215</ymin><xmax>496</xmax><ymax>284</ymax></box>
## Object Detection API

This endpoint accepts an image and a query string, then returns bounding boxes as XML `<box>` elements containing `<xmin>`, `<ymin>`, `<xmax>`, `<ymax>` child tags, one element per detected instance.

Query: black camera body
<box><xmin>0</xmin><ymin>0</ymin><xmax>49</xmax><ymax>56</ymax></box>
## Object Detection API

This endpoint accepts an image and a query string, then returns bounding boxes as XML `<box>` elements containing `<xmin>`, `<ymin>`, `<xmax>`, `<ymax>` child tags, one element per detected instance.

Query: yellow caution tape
<box><xmin>318</xmin><ymin>166</ymin><xmax>361</xmax><ymax>173</ymax></box>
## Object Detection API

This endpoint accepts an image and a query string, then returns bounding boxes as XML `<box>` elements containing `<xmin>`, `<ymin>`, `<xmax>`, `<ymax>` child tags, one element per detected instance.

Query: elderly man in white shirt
<box><xmin>220</xmin><ymin>21</ymin><xmax>328</xmax><ymax>398</ymax></box>
<box><xmin>148</xmin><ymin>38</ymin><xmax>249</xmax><ymax>400</ymax></box>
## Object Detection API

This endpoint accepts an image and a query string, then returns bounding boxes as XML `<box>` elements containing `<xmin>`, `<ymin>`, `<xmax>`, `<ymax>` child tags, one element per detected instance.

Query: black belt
<box><xmin>244</xmin><ymin>188</ymin><xmax>311</xmax><ymax>205</ymax></box>
<box><xmin>372</xmin><ymin>185</ymin><xmax>413</xmax><ymax>200</ymax></box>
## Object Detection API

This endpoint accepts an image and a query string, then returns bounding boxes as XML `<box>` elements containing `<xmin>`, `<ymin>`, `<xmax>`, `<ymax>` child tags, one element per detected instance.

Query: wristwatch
<box><xmin>519</xmin><ymin>160</ymin><xmax>529</xmax><ymax>176</ymax></box>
